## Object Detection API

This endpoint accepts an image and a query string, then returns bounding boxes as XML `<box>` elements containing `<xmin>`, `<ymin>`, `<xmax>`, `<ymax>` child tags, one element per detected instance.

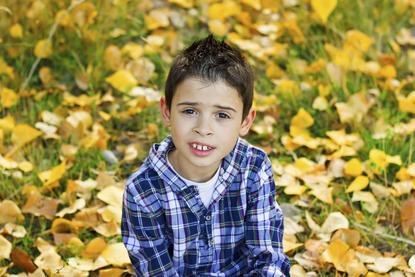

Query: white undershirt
<box><xmin>166</xmin><ymin>151</ymin><xmax>220</xmax><ymax>208</ymax></box>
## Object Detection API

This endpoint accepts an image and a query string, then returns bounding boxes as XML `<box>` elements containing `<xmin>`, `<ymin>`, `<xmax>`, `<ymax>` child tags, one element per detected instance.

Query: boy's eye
<box><xmin>183</xmin><ymin>109</ymin><xmax>196</xmax><ymax>115</ymax></box>
<box><xmin>217</xmin><ymin>113</ymin><xmax>230</xmax><ymax>119</ymax></box>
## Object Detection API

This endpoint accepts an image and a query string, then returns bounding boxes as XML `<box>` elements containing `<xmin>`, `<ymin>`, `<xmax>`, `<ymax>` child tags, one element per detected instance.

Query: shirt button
<box><xmin>210</xmin><ymin>239</ymin><xmax>214</xmax><ymax>245</ymax></box>
<box><xmin>206</xmin><ymin>215</ymin><xmax>211</xmax><ymax>221</ymax></box>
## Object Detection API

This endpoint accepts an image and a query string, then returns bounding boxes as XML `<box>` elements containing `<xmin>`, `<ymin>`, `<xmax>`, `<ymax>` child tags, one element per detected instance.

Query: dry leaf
<box><xmin>82</xmin><ymin>238</ymin><xmax>107</xmax><ymax>260</ymax></box>
<box><xmin>34</xmin><ymin>247</ymin><xmax>64</xmax><ymax>276</ymax></box>
<box><xmin>311</xmin><ymin>0</ymin><xmax>337</xmax><ymax>24</ymax></box>
<box><xmin>326</xmin><ymin>239</ymin><xmax>356</xmax><ymax>272</ymax></box>
<box><xmin>1</xmin><ymin>223</ymin><xmax>27</xmax><ymax>238</ymax></box>
<box><xmin>101</xmin><ymin>243</ymin><xmax>130</xmax><ymax>267</ymax></box>
<box><xmin>309</xmin><ymin>186</ymin><xmax>333</xmax><ymax>204</ymax></box>
<box><xmin>34</xmin><ymin>39</ymin><xmax>52</xmax><ymax>58</ymax></box>
<box><xmin>10</xmin><ymin>23</ymin><xmax>23</xmax><ymax>38</ymax></box>
<box><xmin>1</xmin><ymin>87</ymin><xmax>19</xmax><ymax>108</ymax></box>
<box><xmin>331</xmin><ymin>229</ymin><xmax>360</xmax><ymax>248</ymax></box>
<box><xmin>401</xmin><ymin>198</ymin><xmax>415</xmax><ymax>237</ymax></box>
<box><xmin>0</xmin><ymin>200</ymin><xmax>25</xmax><ymax>224</ymax></box>
<box><xmin>291</xmin><ymin>108</ymin><xmax>314</xmax><ymax>129</ymax></box>
<box><xmin>346</xmin><ymin>175</ymin><xmax>369</xmax><ymax>193</ymax></box>
<box><xmin>11</xmin><ymin>124</ymin><xmax>42</xmax><ymax>147</ymax></box>
<box><xmin>11</xmin><ymin>248</ymin><xmax>37</xmax><ymax>273</ymax></box>
<box><xmin>344</xmin><ymin>158</ymin><xmax>363</xmax><ymax>177</ymax></box>
<box><xmin>321</xmin><ymin>212</ymin><xmax>349</xmax><ymax>234</ymax></box>
<box><xmin>21</xmin><ymin>190</ymin><xmax>61</xmax><ymax>220</ymax></box>
<box><xmin>0</xmin><ymin>235</ymin><xmax>12</xmax><ymax>260</ymax></box>
<box><xmin>99</xmin><ymin>268</ymin><xmax>125</xmax><ymax>277</ymax></box>
<box><xmin>105</xmin><ymin>70</ymin><xmax>138</xmax><ymax>93</ymax></box>
<box><xmin>38</xmin><ymin>161</ymin><xmax>66</xmax><ymax>187</ymax></box>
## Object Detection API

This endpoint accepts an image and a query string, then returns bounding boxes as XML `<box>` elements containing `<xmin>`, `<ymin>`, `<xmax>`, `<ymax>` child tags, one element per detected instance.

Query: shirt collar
<box><xmin>145</xmin><ymin>136</ymin><xmax>249</xmax><ymax>191</ymax></box>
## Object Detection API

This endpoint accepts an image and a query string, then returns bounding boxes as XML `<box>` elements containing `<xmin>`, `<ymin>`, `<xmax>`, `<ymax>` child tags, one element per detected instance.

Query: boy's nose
<box><xmin>193</xmin><ymin>117</ymin><xmax>213</xmax><ymax>136</ymax></box>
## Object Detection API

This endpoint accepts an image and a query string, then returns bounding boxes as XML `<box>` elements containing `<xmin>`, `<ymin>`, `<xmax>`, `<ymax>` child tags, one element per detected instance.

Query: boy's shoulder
<box><xmin>125</xmin><ymin>136</ymin><xmax>270</xmax><ymax>191</ymax></box>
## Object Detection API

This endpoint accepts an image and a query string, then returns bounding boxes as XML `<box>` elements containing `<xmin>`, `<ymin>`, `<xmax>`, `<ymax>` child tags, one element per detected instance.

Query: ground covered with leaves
<box><xmin>0</xmin><ymin>0</ymin><xmax>415</xmax><ymax>276</ymax></box>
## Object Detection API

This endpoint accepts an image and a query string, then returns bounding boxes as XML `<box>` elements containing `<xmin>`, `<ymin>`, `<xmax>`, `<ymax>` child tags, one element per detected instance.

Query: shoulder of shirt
<box><xmin>232</xmin><ymin>137</ymin><xmax>270</xmax><ymax>171</ymax></box>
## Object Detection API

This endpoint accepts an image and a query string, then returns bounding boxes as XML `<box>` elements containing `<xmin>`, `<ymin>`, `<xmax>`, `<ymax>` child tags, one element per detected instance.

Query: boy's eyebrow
<box><xmin>177</xmin><ymin>102</ymin><xmax>237</xmax><ymax>113</ymax></box>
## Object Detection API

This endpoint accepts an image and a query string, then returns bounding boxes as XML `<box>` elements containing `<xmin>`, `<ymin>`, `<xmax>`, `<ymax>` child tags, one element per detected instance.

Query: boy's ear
<box><xmin>160</xmin><ymin>96</ymin><xmax>171</xmax><ymax>127</ymax></box>
<box><xmin>239</xmin><ymin>107</ymin><xmax>256</xmax><ymax>136</ymax></box>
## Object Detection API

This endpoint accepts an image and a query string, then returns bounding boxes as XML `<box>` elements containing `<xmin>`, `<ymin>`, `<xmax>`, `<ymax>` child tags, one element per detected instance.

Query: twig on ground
<box><xmin>353</xmin><ymin>222</ymin><xmax>415</xmax><ymax>247</ymax></box>
<box><xmin>19</xmin><ymin>0</ymin><xmax>86</xmax><ymax>93</ymax></box>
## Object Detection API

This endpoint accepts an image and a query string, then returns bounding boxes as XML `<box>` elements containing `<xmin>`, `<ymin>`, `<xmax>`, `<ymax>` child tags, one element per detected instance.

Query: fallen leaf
<box><xmin>98</xmin><ymin>268</ymin><xmax>125</xmax><ymax>277</ymax></box>
<box><xmin>34</xmin><ymin>247</ymin><xmax>64</xmax><ymax>276</ymax></box>
<box><xmin>34</xmin><ymin>39</ymin><xmax>52</xmax><ymax>58</ymax></box>
<box><xmin>401</xmin><ymin>198</ymin><xmax>415</xmax><ymax>237</ymax></box>
<box><xmin>346</xmin><ymin>175</ymin><xmax>369</xmax><ymax>193</ymax></box>
<box><xmin>0</xmin><ymin>235</ymin><xmax>12</xmax><ymax>260</ymax></box>
<box><xmin>105</xmin><ymin>70</ymin><xmax>138</xmax><ymax>93</ymax></box>
<box><xmin>311</xmin><ymin>0</ymin><xmax>337</xmax><ymax>24</ymax></box>
<box><xmin>309</xmin><ymin>186</ymin><xmax>333</xmax><ymax>204</ymax></box>
<box><xmin>291</xmin><ymin>108</ymin><xmax>314</xmax><ymax>129</ymax></box>
<box><xmin>409</xmin><ymin>254</ymin><xmax>415</xmax><ymax>271</ymax></box>
<box><xmin>101</xmin><ymin>243</ymin><xmax>130</xmax><ymax>267</ymax></box>
<box><xmin>38</xmin><ymin>161</ymin><xmax>66</xmax><ymax>187</ymax></box>
<box><xmin>321</xmin><ymin>212</ymin><xmax>349</xmax><ymax>234</ymax></box>
<box><xmin>10</xmin><ymin>23</ymin><xmax>23</xmax><ymax>38</ymax></box>
<box><xmin>1</xmin><ymin>223</ymin><xmax>27</xmax><ymax>238</ymax></box>
<box><xmin>11</xmin><ymin>124</ymin><xmax>42</xmax><ymax>147</ymax></box>
<box><xmin>21</xmin><ymin>190</ymin><xmax>61</xmax><ymax>220</ymax></box>
<box><xmin>326</xmin><ymin>239</ymin><xmax>356</xmax><ymax>272</ymax></box>
<box><xmin>11</xmin><ymin>248</ymin><xmax>37</xmax><ymax>273</ymax></box>
<box><xmin>1</xmin><ymin>87</ymin><xmax>19</xmax><ymax>108</ymax></box>
<box><xmin>344</xmin><ymin>158</ymin><xmax>363</xmax><ymax>177</ymax></box>
<box><xmin>82</xmin><ymin>238</ymin><xmax>107</xmax><ymax>260</ymax></box>
<box><xmin>97</xmin><ymin>185</ymin><xmax>124</xmax><ymax>208</ymax></box>
<box><xmin>331</xmin><ymin>229</ymin><xmax>360</xmax><ymax>248</ymax></box>
<box><xmin>0</xmin><ymin>200</ymin><xmax>25</xmax><ymax>224</ymax></box>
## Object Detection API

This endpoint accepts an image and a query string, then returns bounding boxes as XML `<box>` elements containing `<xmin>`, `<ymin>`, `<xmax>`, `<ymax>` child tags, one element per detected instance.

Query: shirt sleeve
<box><xmin>244</xmin><ymin>157</ymin><xmax>291</xmax><ymax>277</ymax></box>
<box><xmin>121</xmin><ymin>183</ymin><xmax>179</xmax><ymax>277</ymax></box>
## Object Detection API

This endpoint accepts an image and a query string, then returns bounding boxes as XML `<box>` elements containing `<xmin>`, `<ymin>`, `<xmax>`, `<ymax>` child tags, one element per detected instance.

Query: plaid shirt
<box><xmin>122</xmin><ymin>136</ymin><xmax>290</xmax><ymax>277</ymax></box>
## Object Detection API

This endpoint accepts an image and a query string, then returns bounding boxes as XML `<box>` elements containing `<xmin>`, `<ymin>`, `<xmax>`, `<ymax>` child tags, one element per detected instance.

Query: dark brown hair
<box><xmin>164</xmin><ymin>34</ymin><xmax>255</xmax><ymax>120</ymax></box>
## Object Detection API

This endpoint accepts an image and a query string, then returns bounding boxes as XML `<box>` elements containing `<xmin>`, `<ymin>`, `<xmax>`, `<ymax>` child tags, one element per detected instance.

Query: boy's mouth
<box><xmin>191</xmin><ymin>143</ymin><xmax>212</xmax><ymax>151</ymax></box>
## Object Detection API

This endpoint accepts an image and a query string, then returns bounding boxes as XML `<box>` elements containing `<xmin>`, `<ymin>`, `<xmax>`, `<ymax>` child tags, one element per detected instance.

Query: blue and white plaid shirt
<box><xmin>122</xmin><ymin>136</ymin><xmax>290</xmax><ymax>276</ymax></box>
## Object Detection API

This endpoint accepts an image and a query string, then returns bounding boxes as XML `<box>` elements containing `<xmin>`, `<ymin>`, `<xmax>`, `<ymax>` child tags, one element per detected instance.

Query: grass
<box><xmin>1</xmin><ymin>0</ymin><xmax>415</xmax><ymax>275</ymax></box>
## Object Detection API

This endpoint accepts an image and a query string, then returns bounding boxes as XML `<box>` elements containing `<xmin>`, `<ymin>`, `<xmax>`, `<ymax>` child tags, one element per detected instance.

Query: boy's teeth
<box><xmin>192</xmin><ymin>144</ymin><xmax>211</xmax><ymax>151</ymax></box>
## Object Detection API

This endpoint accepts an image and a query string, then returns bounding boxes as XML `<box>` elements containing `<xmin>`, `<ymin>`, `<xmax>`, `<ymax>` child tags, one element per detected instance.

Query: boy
<box><xmin>122</xmin><ymin>35</ymin><xmax>291</xmax><ymax>277</ymax></box>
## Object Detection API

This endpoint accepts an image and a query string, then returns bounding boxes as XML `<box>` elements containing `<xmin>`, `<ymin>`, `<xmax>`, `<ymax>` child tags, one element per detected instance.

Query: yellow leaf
<box><xmin>351</xmin><ymin>191</ymin><xmax>377</xmax><ymax>203</ymax></box>
<box><xmin>1</xmin><ymin>87</ymin><xmax>19</xmax><ymax>108</ymax></box>
<box><xmin>98</xmin><ymin>111</ymin><xmax>111</xmax><ymax>121</ymax></box>
<box><xmin>0</xmin><ymin>235</ymin><xmax>12</xmax><ymax>260</ymax></box>
<box><xmin>56</xmin><ymin>10</ymin><xmax>73</xmax><ymax>27</ymax></box>
<box><xmin>11</xmin><ymin>124</ymin><xmax>42</xmax><ymax>146</ymax></box>
<box><xmin>385</xmin><ymin>155</ymin><xmax>402</xmax><ymax>166</ymax></box>
<box><xmin>344</xmin><ymin>30</ymin><xmax>374</xmax><ymax>55</ymax></box>
<box><xmin>144</xmin><ymin>9</ymin><xmax>169</xmax><ymax>30</ymax></box>
<box><xmin>281</xmin><ymin>135</ymin><xmax>301</xmax><ymax>150</ymax></box>
<box><xmin>208</xmin><ymin>19</ymin><xmax>229</xmax><ymax>37</ymax></box>
<box><xmin>311</xmin><ymin>0</ymin><xmax>337</xmax><ymax>24</ymax></box>
<box><xmin>241</xmin><ymin>0</ymin><xmax>261</xmax><ymax>10</ymax></box>
<box><xmin>284</xmin><ymin>185</ymin><xmax>307</xmax><ymax>195</ymax></box>
<box><xmin>207</xmin><ymin>2</ymin><xmax>241</xmax><ymax>21</ymax></box>
<box><xmin>101</xmin><ymin>243</ymin><xmax>130</xmax><ymax>267</ymax></box>
<box><xmin>392</xmin><ymin>181</ymin><xmax>413</xmax><ymax>197</ymax></box>
<box><xmin>346</xmin><ymin>175</ymin><xmax>369</xmax><ymax>193</ymax></box>
<box><xmin>34</xmin><ymin>39</ymin><xmax>52</xmax><ymax>58</ymax></box>
<box><xmin>278</xmin><ymin>79</ymin><xmax>299</xmax><ymax>95</ymax></box>
<box><xmin>10</xmin><ymin>23</ymin><xmax>23</xmax><ymax>38</ymax></box>
<box><xmin>0</xmin><ymin>200</ymin><xmax>25</xmax><ymax>224</ymax></box>
<box><xmin>38</xmin><ymin>161</ymin><xmax>66</xmax><ymax>187</ymax></box>
<box><xmin>327</xmin><ymin>239</ymin><xmax>355</xmax><ymax>272</ymax></box>
<box><xmin>293</xmin><ymin>133</ymin><xmax>319</xmax><ymax>149</ymax></box>
<box><xmin>326</xmin><ymin>129</ymin><xmax>346</xmax><ymax>145</ymax></box>
<box><xmin>398</xmin><ymin>95</ymin><xmax>415</xmax><ymax>114</ymax></box>
<box><xmin>321</xmin><ymin>212</ymin><xmax>349</xmax><ymax>233</ymax></box>
<box><xmin>330</xmin><ymin>145</ymin><xmax>357</xmax><ymax>158</ymax></box>
<box><xmin>168</xmin><ymin>0</ymin><xmax>193</xmax><ymax>8</ymax></box>
<box><xmin>121</xmin><ymin>43</ymin><xmax>144</xmax><ymax>59</ymax></box>
<box><xmin>312</xmin><ymin>96</ymin><xmax>329</xmax><ymax>111</ymax></box>
<box><xmin>407</xmin><ymin>163</ymin><xmax>415</xmax><ymax>177</ymax></box>
<box><xmin>378</xmin><ymin>65</ymin><xmax>397</xmax><ymax>79</ymax></box>
<box><xmin>0</xmin><ymin>115</ymin><xmax>15</xmax><ymax>133</ymax></box>
<box><xmin>369</xmin><ymin>149</ymin><xmax>388</xmax><ymax>172</ymax></box>
<box><xmin>344</xmin><ymin>158</ymin><xmax>363</xmax><ymax>177</ymax></box>
<box><xmin>291</xmin><ymin>108</ymin><xmax>314</xmax><ymax>129</ymax></box>
<box><xmin>266</xmin><ymin>62</ymin><xmax>286</xmax><ymax>80</ymax></box>
<box><xmin>105</xmin><ymin>70</ymin><xmax>138</xmax><ymax>93</ymax></box>
<box><xmin>295</xmin><ymin>158</ymin><xmax>316</xmax><ymax>173</ymax></box>
<box><xmin>309</xmin><ymin>186</ymin><xmax>333</xmax><ymax>204</ymax></box>
<box><xmin>97</xmin><ymin>186</ymin><xmax>124</xmax><ymax>208</ymax></box>
<box><xmin>0</xmin><ymin>154</ymin><xmax>18</xmax><ymax>169</ymax></box>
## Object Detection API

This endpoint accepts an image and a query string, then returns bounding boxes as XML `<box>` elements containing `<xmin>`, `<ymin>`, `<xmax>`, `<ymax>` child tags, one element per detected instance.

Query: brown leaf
<box><xmin>401</xmin><ymin>198</ymin><xmax>415</xmax><ymax>237</ymax></box>
<box><xmin>11</xmin><ymin>248</ymin><xmax>37</xmax><ymax>273</ymax></box>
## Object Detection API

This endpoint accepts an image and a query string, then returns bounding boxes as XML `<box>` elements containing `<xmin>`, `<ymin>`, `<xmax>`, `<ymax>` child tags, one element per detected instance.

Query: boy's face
<box><xmin>160</xmin><ymin>78</ymin><xmax>256</xmax><ymax>182</ymax></box>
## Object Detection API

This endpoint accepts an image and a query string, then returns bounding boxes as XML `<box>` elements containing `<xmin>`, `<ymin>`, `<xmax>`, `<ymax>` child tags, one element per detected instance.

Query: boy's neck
<box><xmin>167</xmin><ymin>149</ymin><xmax>220</xmax><ymax>183</ymax></box>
